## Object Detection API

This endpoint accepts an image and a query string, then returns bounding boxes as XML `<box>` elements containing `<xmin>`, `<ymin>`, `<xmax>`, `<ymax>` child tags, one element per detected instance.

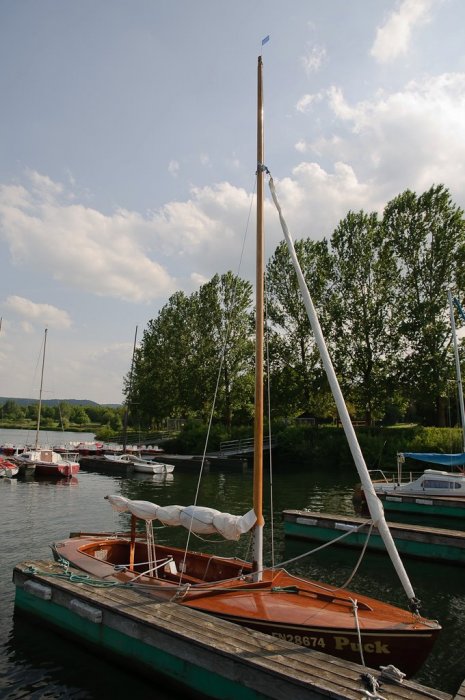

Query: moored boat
<box><xmin>16</xmin><ymin>448</ymin><xmax>79</xmax><ymax>478</ymax></box>
<box><xmin>103</xmin><ymin>453</ymin><xmax>174</xmax><ymax>474</ymax></box>
<box><xmin>0</xmin><ymin>456</ymin><xmax>19</xmax><ymax>478</ymax></box>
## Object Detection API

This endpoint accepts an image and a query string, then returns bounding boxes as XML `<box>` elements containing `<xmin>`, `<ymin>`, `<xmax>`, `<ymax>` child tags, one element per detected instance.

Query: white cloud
<box><xmin>295</xmin><ymin>72</ymin><xmax>465</xmax><ymax>209</ymax></box>
<box><xmin>302</xmin><ymin>45</ymin><xmax>326</xmax><ymax>75</ymax></box>
<box><xmin>296</xmin><ymin>93</ymin><xmax>323</xmax><ymax>114</ymax></box>
<box><xmin>168</xmin><ymin>159</ymin><xmax>179</xmax><ymax>177</ymax></box>
<box><xmin>0</xmin><ymin>171</ymin><xmax>177</xmax><ymax>303</ymax></box>
<box><xmin>4</xmin><ymin>295</ymin><xmax>72</xmax><ymax>329</ymax></box>
<box><xmin>371</xmin><ymin>0</ymin><xmax>436</xmax><ymax>63</ymax></box>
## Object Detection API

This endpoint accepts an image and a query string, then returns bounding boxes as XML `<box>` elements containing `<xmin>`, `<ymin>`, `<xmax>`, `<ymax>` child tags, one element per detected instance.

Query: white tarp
<box><xmin>105</xmin><ymin>494</ymin><xmax>256</xmax><ymax>541</ymax></box>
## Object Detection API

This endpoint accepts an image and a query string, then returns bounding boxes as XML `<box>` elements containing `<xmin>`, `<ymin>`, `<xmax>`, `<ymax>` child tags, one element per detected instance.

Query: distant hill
<box><xmin>0</xmin><ymin>397</ymin><xmax>121</xmax><ymax>408</ymax></box>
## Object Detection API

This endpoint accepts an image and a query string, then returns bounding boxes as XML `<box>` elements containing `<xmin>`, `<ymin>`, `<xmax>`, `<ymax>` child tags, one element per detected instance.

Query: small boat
<box><xmin>370</xmin><ymin>457</ymin><xmax>465</xmax><ymax>498</ymax></box>
<box><xmin>15</xmin><ymin>329</ymin><xmax>80</xmax><ymax>479</ymax></box>
<box><xmin>104</xmin><ymin>453</ymin><xmax>174</xmax><ymax>474</ymax></box>
<box><xmin>16</xmin><ymin>448</ymin><xmax>80</xmax><ymax>478</ymax></box>
<box><xmin>0</xmin><ymin>456</ymin><xmax>19</xmax><ymax>478</ymax></box>
<box><xmin>51</xmin><ymin>54</ymin><xmax>440</xmax><ymax>677</ymax></box>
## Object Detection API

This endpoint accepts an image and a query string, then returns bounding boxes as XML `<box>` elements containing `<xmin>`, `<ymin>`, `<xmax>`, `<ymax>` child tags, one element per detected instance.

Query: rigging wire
<box><xmin>180</xmin><ymin>174</ymin><xmax>258</xmax><ymax>578</ymax></box>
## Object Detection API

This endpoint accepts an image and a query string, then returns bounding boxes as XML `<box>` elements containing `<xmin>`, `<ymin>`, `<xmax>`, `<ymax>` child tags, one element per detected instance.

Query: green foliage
<box><xmin>383</xmin><ymin>185</ymin><xmax>465</xmax><ymax>424</ymax></box>
<box><xmin>330</xmin><ymin>210</ymin><xmax>398</xmax><ymax>424</ymax></box>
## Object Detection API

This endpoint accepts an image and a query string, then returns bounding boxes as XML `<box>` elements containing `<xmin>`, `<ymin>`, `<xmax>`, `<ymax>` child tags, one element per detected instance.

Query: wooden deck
<box><xmin>283</xmin><ymin>510</ymin><xmax>465</xmax><ymax>564</ymax></box>
<box><xmin>13</xmin><ymin>559</ymin><xmax>455</xmax><ymax>700</ymax></box>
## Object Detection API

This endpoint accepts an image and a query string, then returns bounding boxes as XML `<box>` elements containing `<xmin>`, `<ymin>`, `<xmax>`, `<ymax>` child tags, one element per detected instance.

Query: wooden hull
<box><xmin>52</xmin><ymin>535</ymin><xmax>440</xmax><ymax>677</ymax></box>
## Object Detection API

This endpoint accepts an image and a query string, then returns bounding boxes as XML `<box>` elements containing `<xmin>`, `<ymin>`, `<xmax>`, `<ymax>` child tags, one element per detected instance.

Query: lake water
<box><xmin>1</xmin><ymin>430</ymin><xmax>465</xmax><ymax>698</ymax></box>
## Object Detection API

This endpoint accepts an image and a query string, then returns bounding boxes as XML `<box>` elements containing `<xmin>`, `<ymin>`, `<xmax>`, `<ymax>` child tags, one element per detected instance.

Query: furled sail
<box><xmin>105</xmin><ymin>495</ymin><xmax>256</xmax><ymax>541</ymax></box>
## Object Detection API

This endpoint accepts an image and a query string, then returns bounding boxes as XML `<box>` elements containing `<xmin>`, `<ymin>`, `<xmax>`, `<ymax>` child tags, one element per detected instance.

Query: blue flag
<box><xmin>261</xmin><ymin>35</ymin><xmax>270</xmax><ymax>46</ymax></box>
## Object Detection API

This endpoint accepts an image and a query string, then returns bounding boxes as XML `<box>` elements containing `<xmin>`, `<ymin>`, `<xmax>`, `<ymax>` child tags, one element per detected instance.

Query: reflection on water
<box><xmin>132</xmin><ymin>472</ymin><xmax>175</xmax><ymax>483</ymax></box>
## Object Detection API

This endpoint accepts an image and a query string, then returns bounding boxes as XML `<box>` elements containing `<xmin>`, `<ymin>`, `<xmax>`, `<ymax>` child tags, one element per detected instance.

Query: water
<box><xmin>0</xmin><ymin>428</ymin><xmax>96</xmax><ymax>448</ymax></box>
<box><xmin>1</xmin><ymin>431</ymin><xmax>464</xmax><ymax>697</ymax></box>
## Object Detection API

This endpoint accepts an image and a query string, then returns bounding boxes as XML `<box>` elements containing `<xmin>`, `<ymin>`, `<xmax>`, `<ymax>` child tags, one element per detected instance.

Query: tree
<box><xmin>70</xmin><ymin>406</ymin><xmax>89</xmax><ymax>425</ymax></box>
<box><xmin>194</xmin><ymin>272</ymin><xmax>254</xmax><ymax>428</ymax></box>
<box><xmin>329</xmin><ymin>210</ymin><xmax>399</xmax><ymax>425</ymax></box>
<box><xmin>130</xmin><ymin>291</ymin><xmax>196</xmax><ymax>427</ymax></box>
<box><xmin>266</xmin><ymin>239</ymin><xmax>334</xmax><ymax>420</ymax></box>
<box><xmin>130</xmin><ymin>274</ymin><xmax>254</xmax><ymax>430</ymax></box>
<box><xmin>383</xmin><ymin>185</ymin><xmax>465</xmax><ymax>424</ymax></box>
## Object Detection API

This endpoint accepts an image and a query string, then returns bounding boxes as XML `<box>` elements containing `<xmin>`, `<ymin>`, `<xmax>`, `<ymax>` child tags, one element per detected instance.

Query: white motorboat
<box><xmin>104</xmin><ymin>453</ymin><xmax>174</xmax><ymax>474</ymax></box>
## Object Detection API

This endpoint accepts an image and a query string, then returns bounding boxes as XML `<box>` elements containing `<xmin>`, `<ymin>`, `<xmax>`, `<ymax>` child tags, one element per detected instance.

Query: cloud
<box><xmin>295</xmin><ymin>72</ymin><xmax>465</xmax><ymax>209</ymax></box>
<box><xmin>0</xmin><ymin>171</ymin><xmax>259</xmax><ymax>302</ymax></box>
<box><xmin>0</xmin><ymin>172</ymin><xmax>177</xmax><ymax>303</ymax></box>
<box><xmin>301</xmin><ymin>45</ymin><xmax>326</xmax><ymax>75</ymax></box>
<box><xmin>296</xmin><ymin>93</ymin><xmax>323</xmax><ymax>114</ymax></box>
<box><xmin>3</xmin><ymin>295</ymin><xmax>72</xmax><ymax>329</ymax></box>
<box><xmin>371</xmin><ymin>0</ymin><xmax>436</xmax><ymax>63</ymax></box>
<box><xmin>168</xmin><ymin>159</ymin><xmax>179</xmax><ymax>177</ymax></box>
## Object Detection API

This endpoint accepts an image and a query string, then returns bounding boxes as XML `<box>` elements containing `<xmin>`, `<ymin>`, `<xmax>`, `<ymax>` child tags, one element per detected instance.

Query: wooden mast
<box><xmin>35</xmin><ymin>328</ymin><xmax>48</xmax><ymax>450</ymax></box>
<box><xmin>252</xmin><ymin>55</ymin><xmax>264</xmax><ymax>579</ymax></box>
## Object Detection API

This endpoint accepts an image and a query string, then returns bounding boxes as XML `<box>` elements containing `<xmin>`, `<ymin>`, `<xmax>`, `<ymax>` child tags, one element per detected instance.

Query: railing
<box><xmin>217</xmin><ymin>435</ymin><xmax>276</xmax><ymax>456</ymax></box>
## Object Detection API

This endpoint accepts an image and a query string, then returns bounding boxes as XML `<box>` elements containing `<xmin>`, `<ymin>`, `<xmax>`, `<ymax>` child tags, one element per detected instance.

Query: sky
<box><xmin>1</xmin><ymin>0</ymin><xmax>464</xmax><ymax>405</ymax></box>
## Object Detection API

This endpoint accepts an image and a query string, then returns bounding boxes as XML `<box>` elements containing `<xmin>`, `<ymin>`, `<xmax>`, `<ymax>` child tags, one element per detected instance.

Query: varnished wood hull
<box><xmin>52</xmin><ymin>535</ymin><xmax>440</xmax><ymax>676</ymax></box>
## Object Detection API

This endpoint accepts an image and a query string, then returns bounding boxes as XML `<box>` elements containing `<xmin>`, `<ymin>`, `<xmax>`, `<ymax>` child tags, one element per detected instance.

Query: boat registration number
<box><xmin>271</xmin><ymin>633</ymin><xmax>326</xmax><ymax>648</ymax></box>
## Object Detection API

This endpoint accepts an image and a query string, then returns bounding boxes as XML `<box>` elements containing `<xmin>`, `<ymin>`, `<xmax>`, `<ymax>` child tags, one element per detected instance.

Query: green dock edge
<box><xmin>283</xmin><ymin>522</ymin><xmax>465</xmax><ymax>564</ymax></box>
<box><xmin>14</xmin><ymin>587</ymin><xmax>268</xmax><ymax>700</ymax></box>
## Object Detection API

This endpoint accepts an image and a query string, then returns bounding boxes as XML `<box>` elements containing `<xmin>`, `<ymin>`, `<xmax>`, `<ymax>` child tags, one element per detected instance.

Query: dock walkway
<box><xmin>13</xmin><ymin>560</ymin><xmax>454</xmax><ymax>700</ymax></box>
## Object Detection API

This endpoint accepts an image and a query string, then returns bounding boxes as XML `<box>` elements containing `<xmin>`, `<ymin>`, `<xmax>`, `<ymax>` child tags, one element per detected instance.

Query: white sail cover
<box><xmin>105</xmin><ymin>494</ymin><xmax>130</xmax><ymax>512</ymax></box>
<box><xmin>105</xmin><ymin>495</ymin><xmax>256</xmax><ymax>541</ymax></box>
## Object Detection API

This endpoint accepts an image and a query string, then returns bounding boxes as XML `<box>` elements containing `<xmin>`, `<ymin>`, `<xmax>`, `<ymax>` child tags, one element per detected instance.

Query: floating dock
<box><xmin>78</xmin><ymin>454</ymin><xmax>247</xmax><ymax>473</ymax></box>
<box><xmin>13</xmin><ymin>559</ymin><xmax>454</xmax><ymax>700</ymax></box>
<box><xmin>283</xmin><ymin>510</ymin><xmax>465</xmax><ymax>564</ymax></box>
<box><xmin>373</xmin><ymin>492</ymin><xmax>465</xmax><ymax>521</ymax></box>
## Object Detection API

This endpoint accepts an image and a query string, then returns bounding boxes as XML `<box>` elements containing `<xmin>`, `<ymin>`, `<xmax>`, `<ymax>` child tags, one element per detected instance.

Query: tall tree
<box><xmin>130</xmin><ymin>274</ymin><xmax>253</xmax><ymax>429</ymax></box>
<box><xmin>130</xmin><ymin>291</ymin><xmax>195</xmax><ymax>427</ymax></box>
<box><xmin>330</xmin><ymin>210</ymin><xmax>398</xmax><ymax>425</ymax></box>
<box><xmin>194</xmin><ymin>272</ymin><xmax>254</xmax><ymax>428</ymax></box>
<box><xmin>266</xmin><ymin>239</ymin><xmax>334</xmax><ymax>420</ymax></box>
<box><xmin>383</xmin><ymin>185</ymin><xmax>465</xmax><ymax>424</ymax></box>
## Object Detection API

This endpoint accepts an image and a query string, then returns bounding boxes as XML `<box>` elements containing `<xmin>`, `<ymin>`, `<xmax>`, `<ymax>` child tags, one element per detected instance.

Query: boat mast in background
<box><xmin>252</xmin><ymin>54</ymin><xmax>264</xmax><ymax>581</ymax></box>
<box><xmin>122</xmin><ymin>325</ymin><xmax>138</xmax><ymax>454</ymax></box>
<box><xmin>448</xmin><ymin>289</ymin><xmax>465</xmax><ymax>452</ymax></box>
<box><xmin>35</xmin><ymin>328</ymin><xmax>48</xmax><ymax>450</ymax></box>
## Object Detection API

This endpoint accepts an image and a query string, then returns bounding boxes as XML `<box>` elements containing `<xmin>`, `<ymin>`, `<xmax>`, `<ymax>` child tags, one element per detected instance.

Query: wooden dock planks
<box><xmin>12</xmin><ymin>559</ymin><xmax>453</xmax><ymax>700</ymax></box>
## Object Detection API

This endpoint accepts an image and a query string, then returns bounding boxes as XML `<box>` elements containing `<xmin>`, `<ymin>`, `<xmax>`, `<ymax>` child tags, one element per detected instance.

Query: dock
<box><xmin>78</xmin><ymin>454</ymin><xmax>247</xmax><ymax>473</ymax></box>
<box><xmin>13</xmin><ymin>559</ymin><xmax>454</xmax><ymax>700</ymax></box>
<box><xmin>282</xmin><ymin>510</ymin><xmax>465</xmax><ymax>564</ymax></box>
<box><xmin>373</xmin><ymin>492</ymin><xmax>465</xmax><ymax>521</ymax></box>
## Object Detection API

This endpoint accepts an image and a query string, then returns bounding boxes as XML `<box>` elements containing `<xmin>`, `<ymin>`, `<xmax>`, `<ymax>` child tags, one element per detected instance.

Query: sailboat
<box><xmin>15</xmin><ymin>329</ymin><xmax>80</xmax><ymax>478</ymax></box>
<box><xmin>51</xmin><ymin>55</ymin><xmax>440</xmax><ymax>676</ymax></box>
<box><xmin>366</xmin><ymin>290</ymin><xmax>465</xmax><ymax>500</ymax></box>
